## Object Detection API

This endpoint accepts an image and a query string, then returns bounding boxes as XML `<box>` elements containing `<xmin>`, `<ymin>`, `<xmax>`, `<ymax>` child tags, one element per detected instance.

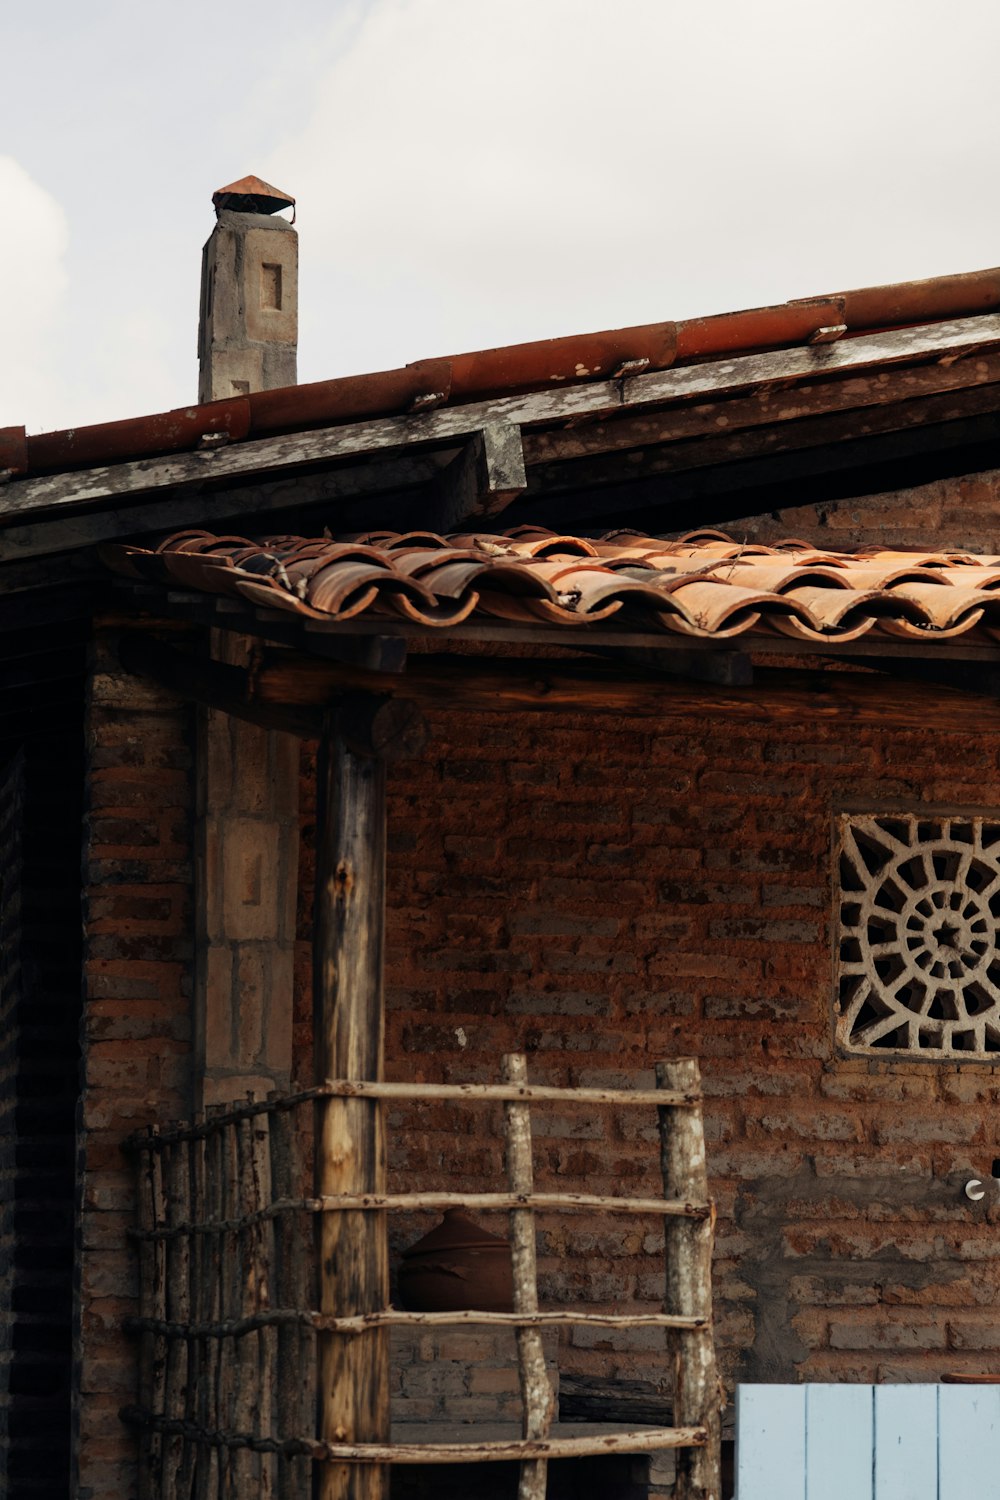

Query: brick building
<box><xmin>5</xmin><ymin>180</ymin><xmax>1000</xmax><ymax>1497</ymax></box>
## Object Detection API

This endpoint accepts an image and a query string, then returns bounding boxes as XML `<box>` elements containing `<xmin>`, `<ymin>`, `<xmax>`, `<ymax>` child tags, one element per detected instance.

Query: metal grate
<box><xmin>837</xmin><ymin>813</ymin><xmax>1000</xmax><ymax>1059</ymax></box>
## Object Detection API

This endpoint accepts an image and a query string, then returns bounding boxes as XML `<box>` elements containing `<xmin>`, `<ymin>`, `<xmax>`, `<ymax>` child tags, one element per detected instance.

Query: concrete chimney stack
<box><xmin>198</xmin><ymin>175</ymin><xmax>298</xmax><ymax>403</ymax></box>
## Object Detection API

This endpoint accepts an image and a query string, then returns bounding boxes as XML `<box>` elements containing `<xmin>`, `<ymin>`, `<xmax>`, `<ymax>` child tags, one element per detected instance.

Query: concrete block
<box><xmin>203</xmin><ymin>347</ymin><xmax>263</xmax><ymax>402</ymax></box>
<box><xmin>221</xmin><ymin>818</ymin><xmax>279</xmax><ymax>940</ymax></box>
<box><xmin>244</xmin><ymin>227</ymin><xmax>298</xmax><ymax>345</ymax></box>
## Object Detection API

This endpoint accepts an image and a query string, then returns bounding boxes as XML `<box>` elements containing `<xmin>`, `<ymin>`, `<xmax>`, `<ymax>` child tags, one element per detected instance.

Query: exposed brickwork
<box><xmin>390</xmin><ymin>1327</ymin><xmax>557</xmax><ymax>1425</ymax></box>
<box><xmin>295</xmin><ymin>695</ymin><xmax>1000</xmax><ymax>1406</ymax></box>
<box><xmin>77</xmin><ymin>630</ymin><xmax>194</xmax><ymax>1500</ymax></box>
<box><xmin>736</xmin><ymin>465</ymin><xmax>1000</xmax><ymax>551</ymax></box>
<box><xmin>0</xmin><ymin>753</ymin><xmax>25</xmax><ymax>1493</ymax></box>
<box><xmin>0</xmin><ymin>724</ymin><xmax>84</xmax><ymax>1500</ymax></box>
<box><xmin>78</xmin><ymin>597</ymin><xmax>1000</xmax><ymax>1495</ymax></box>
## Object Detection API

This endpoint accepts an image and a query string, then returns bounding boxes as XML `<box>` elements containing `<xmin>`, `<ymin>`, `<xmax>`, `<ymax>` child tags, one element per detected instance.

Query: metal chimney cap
<box><xmin>212</xmin><ymin>175</ymin><xmax>296</xmax><ymax>219</ymax></box>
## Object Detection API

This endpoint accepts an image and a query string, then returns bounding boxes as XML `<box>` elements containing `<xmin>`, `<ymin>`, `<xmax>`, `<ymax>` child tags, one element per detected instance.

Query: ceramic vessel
<box><xmin>398</xmin><ymin>1208</ymin><xmax>515</xmax><ymax>1312</ymax></box>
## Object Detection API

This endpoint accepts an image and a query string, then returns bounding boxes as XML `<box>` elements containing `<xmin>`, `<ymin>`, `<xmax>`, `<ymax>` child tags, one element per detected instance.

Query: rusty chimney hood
<box><xmin>212</xmin><ymin>175</ymin><xmax>296</xmax><ymax>220</ymax></box>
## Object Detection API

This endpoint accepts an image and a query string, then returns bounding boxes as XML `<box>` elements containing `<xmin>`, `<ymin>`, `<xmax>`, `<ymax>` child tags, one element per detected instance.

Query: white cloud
<box><xmin>264</xmin><ymin>0</ymin><xmax>1000</xmax><ymax>385</ymax></box>
<box><xmin>0</xmin><ymin>157</ymin><xmax>69</xmax><ymax>431</ymax></box>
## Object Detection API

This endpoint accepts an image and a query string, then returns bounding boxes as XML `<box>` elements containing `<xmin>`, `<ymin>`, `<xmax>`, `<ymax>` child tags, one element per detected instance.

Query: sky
<box><xmin>4</xmin><ymin>0</ymin><xmax>1000</xmax><ymax>435</ymax></box>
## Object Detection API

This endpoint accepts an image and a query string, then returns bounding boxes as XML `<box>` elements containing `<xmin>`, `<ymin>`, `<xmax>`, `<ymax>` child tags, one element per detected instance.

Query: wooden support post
<box><xmin>656</xmin><ymin>1059</ymin><xmax>722</xmax><ymax>1500</ymax></box>
<box><xmin>163</xmin><ymin>1143</ymin><xmax>190</xmax><ymax>1497</ymax></box>
<box><xmin>234</xmin><ymin>1115</ymin><xmax>260</xmax><ymax>1495</ymax></box>
<box><xmin>314</xmin><ymin>714</ymin><xmax>390</xmax><ymax>1500</ymax></box>
<box><xmin>138</xmin><ymin>1127</ymin><xmax>164</xmax><ymax>1500</ymax></box>
<box><xmin>190</xmin><ymin>1119</ymin><xmax>213</xmax><ymax>1500</ymax></box>
<box><xmin>502</xmin><ymin>1053</ymin><xmax>555</xmax><ymax>1500</ymax></box>
<box><xmin>251</xmin><ymin>1108</ymin><xmax>277</xmax><ymax>1500</ymax></box>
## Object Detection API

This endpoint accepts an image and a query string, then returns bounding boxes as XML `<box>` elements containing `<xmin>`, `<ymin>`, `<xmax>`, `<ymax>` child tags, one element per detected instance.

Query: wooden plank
<box><xmin>939</xmin><ymin>1383</ymin><xmax>1000</xmax><ymax>1500</ymax></box>
<box><xmin>657</xmin><ymin>1060</ymin><xmax>721</xmax><ymax>1500</ymax></box>
<box><xmin>7</xmin><ymin>313</ymin><xmax>1000</xmax><ymax>524</ymax></box>
<box><xmin>0</xmin><ymin>453</ymin><xmax>445</xmax><ymax>565</ymax></box>
<box><xmin>528</xmin><ymin>380</ymin><xmax>1000</xmax><ymax>499</ymax></box>
<box><xmin>314</xmin><ymin>1427</ymin><xmax>707</xmax><ymax>1462</ymax></box>
<box><xmin>805</xmin><ymin>1384</ymin><xmax>873</xmax><ymax>1500</ymax></box>
<box><xmin>524</xmin><ymin>347</ymin><xmax>1000</xmax><ymax>463</ymax></box>
<box><xmin>314</xmin><ymin>723</ymin><xmax>390</xmax><ymax>1500</ymax></box>
<box><xmin>502</xmin><ymin>1053</ymin><xmax>552</xmax><ymax>1500</ymax></box>
<box><xmin>534</xmin><ymin>407</ymin><xmax>1000</xmax><ymax>528</ymax></box>
<box><xmin>252</xmin><ymin>651</ymin><xmax>1000</xmax><ymax>736</ymax></box>
<box><xmin>121</xmin><ymin>628</ymin><xmax>1000</xmax><ymax>736</ymax></box>
<box><xmin>735</xmin><ymin>1385</ymin><xmax>805</xmax><ymax>1500</ymax></box>
<box><xmin>873</xmin><ymin>1385</ymin><xmax>938</xmax><ymax>1500</ymax></box>
<box><xmin>431</xmin><ymin>423</ymin><xmax>527</xmax><ymax>532</ymax></box>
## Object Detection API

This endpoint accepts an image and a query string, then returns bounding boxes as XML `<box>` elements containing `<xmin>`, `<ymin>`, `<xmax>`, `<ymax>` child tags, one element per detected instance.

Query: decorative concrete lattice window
<box><xmin>836</xmin><ymin>814</ymin><xmax>1000</xmax><ymax>1059</ymax></box>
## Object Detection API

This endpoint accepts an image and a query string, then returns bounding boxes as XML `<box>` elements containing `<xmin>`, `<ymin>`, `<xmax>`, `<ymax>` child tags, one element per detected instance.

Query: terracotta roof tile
<box><xmin>103</xmin><ymin>529</ymin><xmax>1000</xmax><ymax>649</ymax></box>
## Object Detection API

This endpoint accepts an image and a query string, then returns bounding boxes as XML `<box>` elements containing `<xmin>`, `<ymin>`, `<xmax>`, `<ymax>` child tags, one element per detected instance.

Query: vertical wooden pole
<box><xmin>271</xmin><ymin>1104</ymin><xmax>312</xmax><ymax>1500</ymax></box>
<box><xmin>233</xmin><ymin>1115</ymin><xmax>258</xmax><ymax>1494</ymax></box>
<box><xmin>137</xmin><ymin>1127</ymin><xmax>162</xmax><ymax>1500</ymax></box>
<box><xmin>502</xmin><ymin>1052</ymin><xmax>554</xmax><ymax>1500</ymax></box>
<box><xmin>656</xmin><ymin>1059</ymin><xmax>722</xmax><ymax>1500</ymax></box>
<box><xmin>204</xmin><ymin>1107</ymin><xmax>224</xmax><ymax>1500</ymax></box>
<box><xmin>219</xmin><ymin>1121</ymin><xmax>238</xmax><ymax>1500</ymax></box>
<box><xmin>191</xmin><ymin>1118</ymin><xmax>212</xmax><ymax>1500</ymax></box>
<box><xmin>314</xmin><ymin>723</ymin><xmax>390</xmax><ymax>1500</ymax></box>
<box><xmin>163</xmin><ymin>1142</ymin><xmax>190</xmax><ymax>1499</ymax></box>
<box><xmin>150</xmin><ymin>1140</ymin><xmax>168</xmax><ymax>1500</ymax></box>
<box><xmin>251</xmin><ymin>1107</ymin><xmax>276</xmax><ymax>1500</ymax></box>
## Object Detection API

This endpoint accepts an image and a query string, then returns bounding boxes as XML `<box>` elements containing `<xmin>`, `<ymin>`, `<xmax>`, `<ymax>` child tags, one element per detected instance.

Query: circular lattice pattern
<box><xmin>837</xmin><ymin>815</ymin><xmax>1000</xmax><ymax>1058</ymax></box>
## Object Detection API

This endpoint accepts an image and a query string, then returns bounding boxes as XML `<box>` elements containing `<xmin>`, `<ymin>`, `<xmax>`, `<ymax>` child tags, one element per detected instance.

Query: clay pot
<box><xmin>398</xmin><ymin>1208</ymin><xmax>514</xmax><ymax>1312</ymax></box>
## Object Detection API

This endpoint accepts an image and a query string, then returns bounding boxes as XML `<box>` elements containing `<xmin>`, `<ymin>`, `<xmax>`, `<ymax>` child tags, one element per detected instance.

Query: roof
<box><xmin>212</xmin><ymin>176</ymin><xmax>295</xmax><ymax>216</ymax></box>
<box><xmin>6</xmin><ymin>263</ymin><xmax>1000</xmax><ymax>483</ymax></box>
<box><xmin>105</xmin><ymin>527</ymin><xmax>1000</xmax><ymax>648</ymax></box>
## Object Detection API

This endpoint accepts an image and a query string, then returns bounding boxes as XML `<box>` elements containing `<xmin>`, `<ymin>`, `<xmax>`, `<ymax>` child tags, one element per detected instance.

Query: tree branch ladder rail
<box><xmin>125</xmin><ymin>1056</ymin><xmax>722</xmax><ymax>1497</ymax></box>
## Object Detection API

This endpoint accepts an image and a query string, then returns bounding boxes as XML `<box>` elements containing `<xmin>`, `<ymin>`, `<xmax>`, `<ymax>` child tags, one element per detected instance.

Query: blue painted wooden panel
<box><xmin>805</xmin><ymin>1383</ymin><xmax>874</xmax><ymax>1500</ymax></box>
<box><xmin>873</xmin><ymin>1384</ymin><xmax>938</xmax><ymax>1500</ymax></box>
<box><xmin>938</xmin><ymin>1383</ymin><xmax>1000</xmax><ymax>1500</ymax></box>
<box><xmin>735</xmin><ymin>1384</ymin><xmax>805</xmax><ymax>1500</ymax></box>
<box><xmin>736</xmin><ymin>1382</ymin><xmax>1000</xmax><ymax>1497</ymax></box>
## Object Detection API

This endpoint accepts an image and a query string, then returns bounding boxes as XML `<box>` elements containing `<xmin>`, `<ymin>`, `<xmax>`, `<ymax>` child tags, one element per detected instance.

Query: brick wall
<box><xmin>0</xmin><ymin>723</ymin><xmax>84</xmax><ymax>1500</ymax></box>
<box><xmin>77</xmin><ymin>632</ymin><xmax>194</xmax><ymax>1499</ymax></box>
<box><xmin>0</xmin><ymin>753</ymin><xmax>25</xmax><ymax>1493</ymax></box>
<box><xmin>296</xmin><ymin>696</ymin><xmax>1000</xmax><ymax>1402</ymax></box>
<box><xmin>78</xmin><ymin>594</ymin><xmax>1000</xmax><ymax>1491</ymax></box>
<box><xmin>735</xmin><ymin>464</ymin><xmax>1000</xmax><ymax>551</ymax></box>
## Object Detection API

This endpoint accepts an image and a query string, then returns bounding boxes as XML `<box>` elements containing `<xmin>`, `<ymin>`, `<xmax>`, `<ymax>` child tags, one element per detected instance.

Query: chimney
<box><xmin>198</xmin><ymin>175</ymin><xmax>298</xmax><ymax>403</ymax></box>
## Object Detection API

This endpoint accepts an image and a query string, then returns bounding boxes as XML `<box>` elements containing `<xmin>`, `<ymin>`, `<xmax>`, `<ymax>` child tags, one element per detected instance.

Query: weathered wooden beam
<box><xmin>115</xmin><ymin>628</ymin><xmax>1000</xmax><ymax>735</ymax></box>
<box><xmin>6</xmin><ymin>313</ymin><xmax>1000</xmax><ymax>525</ymax></box>
<box><xmin>526</xmin><ymin>378</ymin><xmax>1000</xmax><ymax>499</ymax></box>
<box><xmin>143</xmin><ymin>588</ymin><xmax>409</xmax><ymax>672</ymax></box>
<box><xmin>116</xmin><ymin>631</ymin><xmax>323</xmax><ymax>737</ymax></box>
<box><xmin>429</xmin><ymin>423</ymin><xmax>528</xmax><ymax>532</ymax></box>
<box><xmin>502</xmin><ymin>1053</ymin><xmax>554</xmax><ymax>1500</ymax></box>
<box><xmin>252</xmin><ymin>648</ymin><xmax>1000</xmax><ymax>733</ymax></box>
<box><xmin>115</xmin><ymin>632</ymin><xmax>427</xmax><ymax>756</ymax></box>
<box><xmin>864</xmin><ymin>657</ymin><xmax>1000</xmax><ymax>698</ymax></box>
<box><xmin>313</xmin><ymin>723</ymin><xmax>390</xmax><ymax>1500</ymax></box>
<box><xmin>531</xmin><ymin>409</ymin><xmax>1000</xmax><ymax>533</ymax></box>
<box><xmin>585</xmin><ymin>646</ymin><xmax>753</xmax><ymax>688</ymax></box>
<box><xmin>524</xmin><ymin>347</ymin><xmax>1000</xmax><ymax>464</ymax></box>
<box><xmin>657</xmin><ymin>1059</ymin><xmax>721</xmax><ymax>1500</ymax></box>
<box><xmin>0</xmin><ymin>455</ymin><xmax>448</xmax><ymax>568</ymax></box>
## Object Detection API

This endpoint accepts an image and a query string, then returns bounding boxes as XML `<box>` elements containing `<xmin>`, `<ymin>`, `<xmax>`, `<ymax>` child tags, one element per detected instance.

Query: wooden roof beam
<box><xmin>7</xmin><ymin>313</ymin><xmax>1000</xmax><ymax>528</ymax></box>
<box><xmin>426</xmin><ymin>423</ymin><xmax>527</xmax><ymax>533</ymax></box>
